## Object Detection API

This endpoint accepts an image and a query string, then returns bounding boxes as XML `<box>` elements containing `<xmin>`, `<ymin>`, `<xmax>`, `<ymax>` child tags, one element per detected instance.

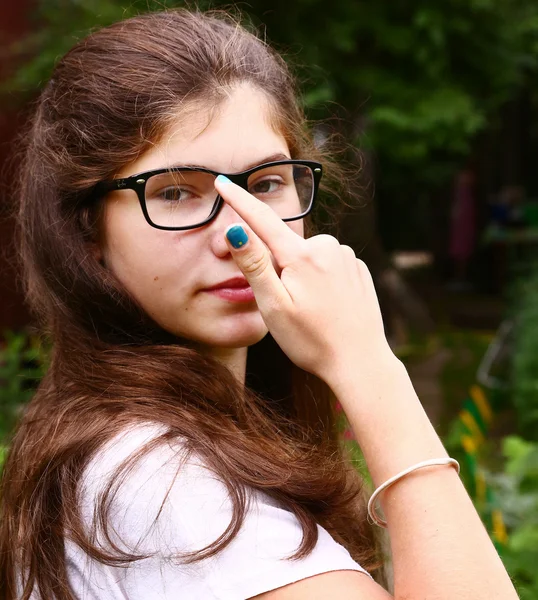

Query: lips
<box><xmin>203</xmin><ymin>276</ymin><xmax>255</xmax><ymax>303</ymax></box>
<box><xmin>205</xmin><ymin>276</ymin><xmax>250</xmax><ymax>291</ymax></box>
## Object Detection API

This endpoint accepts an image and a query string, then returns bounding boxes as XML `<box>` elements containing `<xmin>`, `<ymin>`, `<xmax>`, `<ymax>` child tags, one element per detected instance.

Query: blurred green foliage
<box><xmin>0</xmin><ymin>330</ymin><xmax>48</xmax><ymax>443</ymax></box>
<box><xmin>511</xmin><ymin>264</ymin><xmax>538</xmax><ymax>439</ymax></box>
<box><xmin>487</xmin><ymin>436</ymin><xmax>538</xmax><ymax>599</ymax></box>
<box><xmin>428</xmin><ymin>329</ymin><xmax>538</xmax><ymax>595</ymax></box>
<box><xmin>512</xmin><ymin>265</ymin><xmax>538</xmax><ymax>441</ymax></box>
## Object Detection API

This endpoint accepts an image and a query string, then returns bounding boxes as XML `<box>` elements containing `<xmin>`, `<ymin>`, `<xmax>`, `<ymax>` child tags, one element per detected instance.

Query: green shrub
<box><xmin>511</xmin><ymin>264</ymin><xmax>538</xmax><ymax>441</ymax></box>
<box><xmin>0</xmin><ymin>330</ymin><xmax>48</xmax><ymax>467</ymax></box>
<box><xmin>487</xmin><ymin>436</ymin><xmax>538</xmax><ymax>599</ymax></box>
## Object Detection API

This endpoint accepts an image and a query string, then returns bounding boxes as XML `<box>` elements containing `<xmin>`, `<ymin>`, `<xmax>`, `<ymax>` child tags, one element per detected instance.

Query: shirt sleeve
<box><xmin>79</xmin><ymin>423</ymin><xmax>373</xmax><ymax>600</ymax></box>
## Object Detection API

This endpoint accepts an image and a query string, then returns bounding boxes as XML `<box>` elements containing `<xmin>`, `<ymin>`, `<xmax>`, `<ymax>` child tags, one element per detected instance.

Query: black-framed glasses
<box><xmin>93</xmin><ymin>159</ymin><xmax>323</xmax><ymax>231</ymax></box>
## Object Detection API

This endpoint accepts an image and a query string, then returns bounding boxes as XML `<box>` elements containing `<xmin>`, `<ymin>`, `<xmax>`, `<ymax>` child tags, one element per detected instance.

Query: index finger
<box><xmin>214</xmin><ymin>175</ymin><xmax>305</xmax><ymax>265</ymax></box>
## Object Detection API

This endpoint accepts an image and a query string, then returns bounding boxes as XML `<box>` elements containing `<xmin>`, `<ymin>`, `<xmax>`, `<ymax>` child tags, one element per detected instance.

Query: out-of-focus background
<box><xmin>1</xmin><ymin>1</ymin><xmax>538</xmax><ymax>596</ymax></box>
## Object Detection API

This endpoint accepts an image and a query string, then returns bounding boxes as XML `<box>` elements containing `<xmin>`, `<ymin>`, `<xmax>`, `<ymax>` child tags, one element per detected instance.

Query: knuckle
<box><xmin>242</xmin><ymin>251</ymin><xmax>269</xmax><ymax>277</ymax></box>
<box><xmin>356</xmin><ymin>258</ymin><xmax>373</xmax><ymax>278</ymax></box>
<box><xmin>311</xmin><ymin>234</ymin><xmax>339</xmax><ymax>248</ymax></box>
<box><xmin>310</xmin><ymin>236</ymin><xmax>342</xmax><ymax>267</ymax></box>
<box><xmin>341</xmin><ymin>245</ymin><xmax>356</xmax><ymax>258</ymax></box>
<box><xmin>301</xmin><ymin>235</ymin><xmax>339</xmax><ymax>265</ymax></box>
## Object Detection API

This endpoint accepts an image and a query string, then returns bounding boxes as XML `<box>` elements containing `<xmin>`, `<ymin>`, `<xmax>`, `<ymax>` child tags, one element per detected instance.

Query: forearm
<box><xmin>329</xmin><ymin>354</ymin><xmax>519</xmax><ymax>600</ymax></box>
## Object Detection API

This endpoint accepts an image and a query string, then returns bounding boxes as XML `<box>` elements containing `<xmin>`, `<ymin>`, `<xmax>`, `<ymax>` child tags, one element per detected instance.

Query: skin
<box><xmin>95</xmin><ymin>83</ymin><xmax>302</xmax><ymax>383</ymax></box>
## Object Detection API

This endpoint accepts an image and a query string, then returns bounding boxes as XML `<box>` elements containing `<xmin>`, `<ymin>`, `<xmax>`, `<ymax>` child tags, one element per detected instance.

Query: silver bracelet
<box><xmin>367</xmin><ymin>457</ymin><xmax>461</xmax><ymax>528</ymax></box>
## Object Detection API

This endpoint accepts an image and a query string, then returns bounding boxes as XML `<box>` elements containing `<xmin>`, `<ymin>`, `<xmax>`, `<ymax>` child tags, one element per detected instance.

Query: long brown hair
<box><xmin>0</xmin><ymin>8</ymin><xmax>385</xmax><ymax>599</ymax></box>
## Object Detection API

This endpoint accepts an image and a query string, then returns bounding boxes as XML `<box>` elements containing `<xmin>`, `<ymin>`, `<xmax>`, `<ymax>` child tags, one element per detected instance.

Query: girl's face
<box><xmin>96</xmin><ymin>84</ymin><xmax>304</xmax><ymax>352</ymax></box>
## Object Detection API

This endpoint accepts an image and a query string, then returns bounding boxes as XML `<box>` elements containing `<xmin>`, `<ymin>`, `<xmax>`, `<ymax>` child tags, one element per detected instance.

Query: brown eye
<box><xmin>158</xmin><ymin>187</ymin><xmax>194</xmax><ymax>202</ymax></box>
<box><xmin>249</xmin><ymin>178</ymin><xmax>281</xmax><ymax>195</ymax></box>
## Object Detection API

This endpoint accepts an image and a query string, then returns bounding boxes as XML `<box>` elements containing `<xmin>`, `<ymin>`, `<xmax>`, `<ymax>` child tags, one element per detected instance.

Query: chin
<box><xmin>166</xmin><ymin>310</ymin><xmax>269</xmax><ymax>349</ymax></box>
<box><xmin>206</xmin><ymin>318</ymin><xmax>269</xmax><ymax>349</ymax></box>
<box><xmin>214</xmin><ymin>329</ymin><xmax>269</xmax><ymax>349</ymax></box>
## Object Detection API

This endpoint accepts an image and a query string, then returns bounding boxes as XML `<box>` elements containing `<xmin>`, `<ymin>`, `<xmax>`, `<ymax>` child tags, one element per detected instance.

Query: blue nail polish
<box><xmin>216</xmin><ymin>174</ymin><xmax>232</xmax><ymax>185</ymax></box>
<box><xmin>226</xmin><ymin>225</ymin><xmax>248</xmax><ymax>249</ymax></box>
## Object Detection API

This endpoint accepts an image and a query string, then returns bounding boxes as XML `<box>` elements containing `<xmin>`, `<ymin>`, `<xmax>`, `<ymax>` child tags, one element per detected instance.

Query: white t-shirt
<box><xmin>65</xmin><ymin>423</ymin><xmax>372</xmax><ymax>599</ymax></box>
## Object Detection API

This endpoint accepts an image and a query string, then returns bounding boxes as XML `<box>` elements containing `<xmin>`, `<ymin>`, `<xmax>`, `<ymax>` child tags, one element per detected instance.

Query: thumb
<box><xmin>224</xmin><ymin>223</ymin><xmax>290</xmax><ymax>313</ymax></box>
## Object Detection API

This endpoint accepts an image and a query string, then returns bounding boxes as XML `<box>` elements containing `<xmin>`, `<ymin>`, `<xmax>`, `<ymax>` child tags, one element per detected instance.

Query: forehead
<box><xmin>118</xmin><ymin>84</ymin><xmax>290</xmax><ymax>178</ymax></box>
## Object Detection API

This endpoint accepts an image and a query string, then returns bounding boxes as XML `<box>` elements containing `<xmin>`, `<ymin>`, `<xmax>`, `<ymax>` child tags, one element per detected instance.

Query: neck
<box><xmin>205</xmin><ymin>345</ymin><xmax>248</xmax><ymax>385</ymax></box>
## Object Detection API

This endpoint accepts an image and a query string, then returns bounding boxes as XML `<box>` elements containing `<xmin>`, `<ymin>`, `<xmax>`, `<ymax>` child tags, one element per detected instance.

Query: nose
<box><xmin>214</xmin><ymin>196</ymin><xmax>248</xmax><ymax>228</ymax></box>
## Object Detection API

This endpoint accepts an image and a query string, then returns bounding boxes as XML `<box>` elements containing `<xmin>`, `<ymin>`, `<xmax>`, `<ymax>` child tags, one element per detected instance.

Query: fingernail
<box><xmin>226</xmin><ymin>224</ymin><xmax>249</xmax><ymax>249</ymax></box>
<box><xmin>216</xmin><ymin>174</ymin><xmax>232</xmax><ymax>185</ymax></box>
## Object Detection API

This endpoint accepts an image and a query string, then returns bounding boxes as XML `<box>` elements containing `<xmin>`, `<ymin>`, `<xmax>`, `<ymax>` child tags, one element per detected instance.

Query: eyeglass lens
<box><xmin>143</xmin><ymin>163</ymin><xmax>315</xmax><ymax>228</ymax></box>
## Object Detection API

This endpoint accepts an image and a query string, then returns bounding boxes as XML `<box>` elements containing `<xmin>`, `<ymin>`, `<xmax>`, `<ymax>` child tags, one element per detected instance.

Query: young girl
<box><xmin>0</xmin><ymin>8</ymin><xmax>518</xmax><ymax>600</ymax></box>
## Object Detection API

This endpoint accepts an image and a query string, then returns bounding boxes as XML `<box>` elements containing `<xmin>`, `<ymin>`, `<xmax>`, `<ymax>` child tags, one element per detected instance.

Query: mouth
<box><xmin>203</xmin><ymin>276</ymin><xmax>255</xmax><ymax>303</ymax></box>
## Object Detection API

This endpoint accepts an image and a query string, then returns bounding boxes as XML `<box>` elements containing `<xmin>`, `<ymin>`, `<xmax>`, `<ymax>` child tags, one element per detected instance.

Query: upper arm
<box><xmin>250</xmin><ymin>569</ymin><xmax>393</xmax><ymax>600</ymax></box>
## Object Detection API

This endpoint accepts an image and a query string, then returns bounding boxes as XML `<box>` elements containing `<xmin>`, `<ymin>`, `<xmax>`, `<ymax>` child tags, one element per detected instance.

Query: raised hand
<box><xmin>214</xmin><ymin>175</ymin><xmax>394</xmax><ymax>386</ymax></box>
<box><xmin>214</xmin><ymin>177</ymin><xmax>522</xmax><ymax>600</ymax></box>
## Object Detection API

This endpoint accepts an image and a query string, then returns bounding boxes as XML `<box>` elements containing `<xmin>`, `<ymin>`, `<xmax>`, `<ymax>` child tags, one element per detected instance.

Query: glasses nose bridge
<box><xmin>225</xmin><ymin>171</ymin><xmax>250</xmax><ymax>191</ymax></box>
<box><xmin>206</xmin><ymin>171</ymin><xmax>252</xmax><ymax>227</ymax></box>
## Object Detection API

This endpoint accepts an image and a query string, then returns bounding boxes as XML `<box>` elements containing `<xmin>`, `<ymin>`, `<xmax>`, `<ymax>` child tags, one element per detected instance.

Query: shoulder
<box><xmin>80</xmin><ymin>421</ymin><xmax>223</xmax><ymax>548</ymax></box>
<box><xmin>78</xmin><ymin>422</ymin><xmax>375</xmax><ymax>599</ymax></box>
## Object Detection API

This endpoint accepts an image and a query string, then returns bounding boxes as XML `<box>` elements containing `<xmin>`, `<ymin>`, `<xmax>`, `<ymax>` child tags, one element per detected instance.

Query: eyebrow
<box><xmin>173</xmin><ymin>152</ymin><xmax>292</xmax><ymax>173</ymax></box>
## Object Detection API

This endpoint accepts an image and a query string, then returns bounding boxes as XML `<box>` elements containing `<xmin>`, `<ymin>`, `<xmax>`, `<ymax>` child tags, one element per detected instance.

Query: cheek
<box><xmin>101</xmin><ymin>201</ymin><xmax>181</xmax><ymax>286</ymax></box>
<box><xmin>100</xmin><ymin>199</ymin><xmax>209</xmax><ymax>313</ymax></box>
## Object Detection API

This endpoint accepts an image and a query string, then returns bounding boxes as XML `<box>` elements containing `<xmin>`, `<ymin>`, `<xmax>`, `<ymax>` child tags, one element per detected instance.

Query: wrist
<box><xmin>328</xmin><ymin>352</ymin><xmax>449</xmax><ymax>486</ymax></box>
<box><xmin>325</xmin><ymin>344</ymin><xmax>405</xmax><ymax>396</ymax></box>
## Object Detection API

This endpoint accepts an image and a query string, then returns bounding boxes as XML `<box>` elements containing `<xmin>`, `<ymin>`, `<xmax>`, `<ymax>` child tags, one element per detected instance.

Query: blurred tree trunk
<box><xmin>0</xmin><ymin>0</ymin><xmax>35</xmax><ymax>333</ymax></box>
